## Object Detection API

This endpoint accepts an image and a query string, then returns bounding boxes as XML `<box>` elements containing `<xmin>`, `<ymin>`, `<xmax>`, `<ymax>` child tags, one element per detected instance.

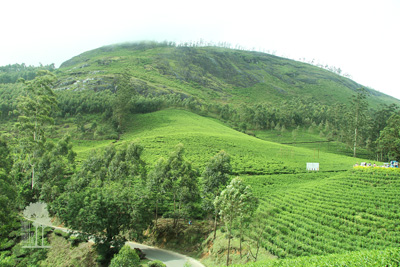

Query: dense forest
<box><xmin>1</xmin><ymin>43</ymin><xmax>400</xmax><ymax>266</ymax></box>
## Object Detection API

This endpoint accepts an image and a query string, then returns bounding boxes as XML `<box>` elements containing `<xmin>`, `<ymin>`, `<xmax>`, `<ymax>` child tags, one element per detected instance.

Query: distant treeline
<box><xmin>0</xmin><ymin>63</ymin><xmax>55</xmax><ymax>84</ymax></box>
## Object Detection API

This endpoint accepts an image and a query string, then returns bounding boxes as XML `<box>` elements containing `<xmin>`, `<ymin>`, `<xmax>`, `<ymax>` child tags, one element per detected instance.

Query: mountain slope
<box><xmin>57</xmin><ymin>42</ymin><xmax>399</xmax><ymax>108</ymax></box>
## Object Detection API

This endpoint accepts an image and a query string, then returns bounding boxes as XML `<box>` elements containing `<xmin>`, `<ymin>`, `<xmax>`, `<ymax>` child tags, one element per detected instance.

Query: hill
<box><xmin>56</xmin><ymin>42</ymin><xmax>399</xmax><ymax>108</ymax></box>
<box><xmin>71</xmin><ymin>109</ymin><xmax>360</xmax><ymax>173</ymax></box>
<box><xmin>1</xmin><ymin>42</ymin><xmax>400</xmax><ymax>266</ymax></box>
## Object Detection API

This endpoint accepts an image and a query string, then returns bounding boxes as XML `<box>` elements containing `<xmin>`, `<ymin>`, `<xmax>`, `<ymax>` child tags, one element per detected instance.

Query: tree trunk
<box><xmin>213</xmin><ymin>210</ymin><xmax>218</xmax><ymax>240</ymax></box>
<box><xmin>31</xmin><ymin>164</ymin><xmax>35</xmax><ymax>189</ymax></box>
<box><xmin>239</xmin><ymin>227</ymin><xmax>242</xmax><ymax>258</ymax></box>
<box><xmin>353</xmin><ymin>127</ymin><xmax>357</xmax><ymax>157</ymax></box>
<box><xmin>226</xmin><ymin>235</ymin><xmax>231</xmax><ymax>266</ymax></box>
<box><xmin>173</xmin><ymin>194</ymin><xmax>177</xmax><ymax>228</ymax></box>
<box><xmin>155</xmin><ymin>198</ymin><xmax>158</xmax><ymax>228</ymax></box>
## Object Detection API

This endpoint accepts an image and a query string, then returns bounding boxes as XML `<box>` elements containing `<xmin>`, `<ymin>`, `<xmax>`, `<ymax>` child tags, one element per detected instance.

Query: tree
<box><xmin>246</xmin><ymin>212</ymin><xmax>267</xmax><ymax>262</ymax></box>
<box><xmin>0</xmin><ymin>138</ymin><xmax>17</xmax><ymax>239</ymax></box>
<box><xmin>148</xmin><ymin>144</ymin><xmax>199</xmax><ymax>232</ymax></box>
<box><xmin>53</xmin><ymin>143</ymin><xmax>151</xmax><ymax>264</ymax></box>
<box><xmin>36</xmin><ymin>135</ymin><xmax>76</xmax><ymax>204</ymax></box>
<box><xmin>349</xmin><ymin>88</ymin><xmax>369</xmax><ymax>157</ymax></box>
<box><xmin>14</xmin><ymin>70</ymin><xmax>57</xmax><ymax>190</ymax></box>
<box><xmin>109</xmin><ymin>245</ymin><xmax>140</xmax><ymax>267</ymax></box>
<box><xmin>113</xmin><ymin>70</ymin><xmax>133</xmax><ymax>135</ymax></box>
<box><xmin>147</xmin><ymin>157</ymin><xmax>168</xmax><ymax>228</ymax></box>
<box><xmin>214</xmin><ymin>177</ymin><xmax>258</xmax><ymax>266</ymax></box>
<box><xmin>377</xmin><ymin>113</ymin><xmax>400</xmax><ymax>161</ymax></box>
<box><xmin>202</xmin><ymin>150</ymin><xmax>231</xmax><ymax>239</ymax></box>
<box><xmin>236</xmin><ymin>188</ymin><xmax>258</xmax><ymax>258</ymax></box>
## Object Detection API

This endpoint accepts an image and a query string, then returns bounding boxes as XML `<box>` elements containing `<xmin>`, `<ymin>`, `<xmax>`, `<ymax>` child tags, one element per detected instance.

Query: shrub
<box><xmin>109</xmin><ymin>245</ymin><xmax>140</xmax><ymax>267</ymax></box>
<box><xmin>148</xmin><ymin>260</ymin><xmax>167</xmax><ymax>267</ymax></box>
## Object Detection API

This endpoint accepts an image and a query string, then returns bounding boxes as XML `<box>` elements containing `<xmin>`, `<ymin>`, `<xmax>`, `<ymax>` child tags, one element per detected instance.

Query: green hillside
<box><xmin>56</xmin><ymin>42</ymin><xmax>399</xmax><ymax>108</ymax></box>
<box><xmin>72</xmin><ymin>109</ymin><xmax>360</xmax><ymax>174</ymax></box>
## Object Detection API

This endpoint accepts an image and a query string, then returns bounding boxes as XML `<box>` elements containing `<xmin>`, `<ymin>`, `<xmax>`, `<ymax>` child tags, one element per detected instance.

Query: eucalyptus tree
<box><xmin>113</xmin><ymin>70</ymin><xmax>133</xmax><ymax>134</ymax></box>
<box><xmin>13</xmin><ymin>70</ymin><xmax>57</xmax><ymax>191</ymax></box>
<box><xmin>162</xmin><ymin>144</ymin><xmax>199</xmax><ymax>229</ymax></box>
<box><xmin>349</xmin><ymin>88</ymin><xmax>369</xmax><ymax>157</ymax></box>
<box><xmin>147</xmin><ymin>157</ymin><xmax>167</xmax><ymax>228</ymax></box>
<box><xmin>214</xmin><ymin>177</ymin><xmax>258</xmax><ymax>266</ymax></box>
<box><xmin>202</xmin><ymin>150</ymin><xmax>231</xmax><ymax>239</ymax></box>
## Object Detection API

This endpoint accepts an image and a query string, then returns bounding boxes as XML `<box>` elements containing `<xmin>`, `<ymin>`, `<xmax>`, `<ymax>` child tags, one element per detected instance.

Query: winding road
<box><xmin>127</xmin><ymin>241</ymin><xmax>204</xmax><ymax>267</ymax></box>
<box><xmin>23</xmin><ymin>202</ymin><xmax>205</xmax><ymax>267</ymax></box>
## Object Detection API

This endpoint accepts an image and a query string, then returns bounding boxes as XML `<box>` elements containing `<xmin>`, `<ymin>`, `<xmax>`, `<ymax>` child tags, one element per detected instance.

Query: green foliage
<box><xmin>109</xmin><ymin>245</ymin><xmax>140</xmax><ymax>267</ymax></box>
<box><xmin>377</xmin><ymin>113</ymin><xmax>400</xmax><ymax>161</ymax></box>
<box><xmin>148</xmin><ymin>259</ymin><xmax>167</xmax><ymax>267</ymax></box>
<box><xmin>53</xmin><ymin>141</ymin><xmax>151</xmax><ymax>264</ymax></box>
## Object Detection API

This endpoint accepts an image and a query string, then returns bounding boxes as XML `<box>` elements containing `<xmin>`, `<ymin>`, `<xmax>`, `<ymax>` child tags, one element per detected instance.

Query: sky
<box><xmin>1</xmin><ymin>0</ymin><xmax>399</xmax><ymax>99</ymax></box>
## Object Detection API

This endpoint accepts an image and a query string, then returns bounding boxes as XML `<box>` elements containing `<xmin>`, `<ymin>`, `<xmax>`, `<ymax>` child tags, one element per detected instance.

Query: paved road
<box><xmin>23</xmin><ymin>202</ymin><xmax>205</xmax><ymax>267</ymax></box>
<box><xmin>127</xmin><ymin>241</ymin><xmax>204</xmax><ymax>267</ymax></box>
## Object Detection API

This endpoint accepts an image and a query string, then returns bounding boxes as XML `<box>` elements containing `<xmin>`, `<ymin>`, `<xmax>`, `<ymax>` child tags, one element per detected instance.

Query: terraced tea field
<box><xmin>230</xmin><ymin>247</ymin><xmax>400</xmax><ymax>267</ymax></box>
<box><xmin>73</xmin><ymin>109</ymin><xmax>368</xmax><ymax>174</ymax></box>
<box><xmin>242</xmin><ymin>168</ymin><xmax>400</xmax><ymax>259</ymax></box>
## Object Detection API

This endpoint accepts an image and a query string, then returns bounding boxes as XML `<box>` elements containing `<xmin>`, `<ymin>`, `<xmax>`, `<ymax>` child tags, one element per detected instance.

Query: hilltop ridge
<box><xmin>56</xmin><ymin>42</ymin><xmax>399</xmax><ymax>108</ymax></box>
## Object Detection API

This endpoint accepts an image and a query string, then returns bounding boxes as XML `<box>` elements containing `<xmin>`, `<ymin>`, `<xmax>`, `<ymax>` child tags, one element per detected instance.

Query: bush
<box><xmin>148</xmin><ymin>260</ymin><xmax>166</xmax><ymax>267</ymax></box>
<box><xmin>109</xmin><ymin>245</ymin><xmax>140</xmax><ymax>267</ymax></box>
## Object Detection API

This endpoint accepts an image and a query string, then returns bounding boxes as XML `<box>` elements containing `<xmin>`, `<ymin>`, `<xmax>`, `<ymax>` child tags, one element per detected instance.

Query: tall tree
<box><xmin>214</xmin><ymin>177</ymin><xmax>257</xmax><ymax>266</ymax></box>
<box><xmin>162</xmin><ymin>144</ymin><xmax>199</xmax><ymax>229</ymax></box>
<box><xmin>113</xmin><ymin>70</ymin><xmax>133</xmax><ymax>135</ymax></box>
<box><xmin>14</xmin><ymin>70</ymin><xmax>57</xmax><ymax>190</ymax></box>
<box><xmin>147</xmin><ymin>157</ymin><xmax>167</xmax><ymax>228</ymax></box>
<box><xmin>202</xmin><ymin>150</ymin><xmax>231</xmax><ymax>239</ymax></box>
<box><xmin>349</xmin><ymin>88</ymin><xmax>369</xmax><ymax>157</ymax></box>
